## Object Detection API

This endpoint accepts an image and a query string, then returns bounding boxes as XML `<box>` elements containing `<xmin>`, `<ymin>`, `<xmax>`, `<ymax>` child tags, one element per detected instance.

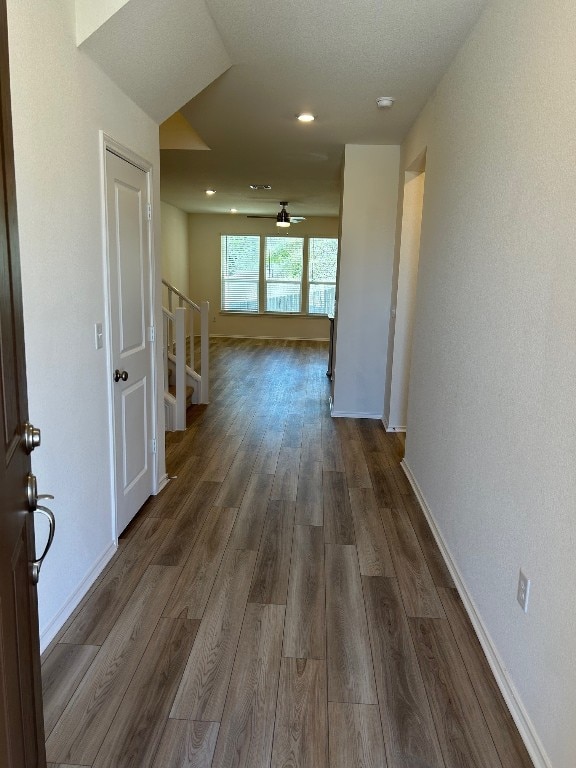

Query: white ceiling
<box><xmin>158</xmin><ymin>0</ymin><xmax>488</xmax><ymax>217</ymax></box>
<box><xmin>78</xmin><ymin>0</ymin><xmax>231</xmax><ymax>123</ymax></box>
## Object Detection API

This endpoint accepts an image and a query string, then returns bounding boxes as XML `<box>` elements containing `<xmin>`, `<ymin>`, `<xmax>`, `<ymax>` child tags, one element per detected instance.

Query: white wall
<box><xmin>385</xmin><ymin>171</ymin><xmax>425</xmax><ymax>430</ymax></box>
<box><xmin>161</xmin><ymin>201</ymin><xmax>189</xmax><ymax>295</ymax></box>
<box><xmin>401</xmin><ymin>0</ymin><xmax>576</xmax><ymax>765</ymax></box>
<box><xmin>188</xmin><ymin>213</ymin><xmax>338</xmax><ymax>339</ymax></box>
<box><xmin>7</xmin><ymin>0</ymin><xmax>165</xmax><ymax>650</ymax></box>
<box><xmin>332</xmin><ymin>145</ymin><xmax>400</xmax><ymax>417</ymax></box>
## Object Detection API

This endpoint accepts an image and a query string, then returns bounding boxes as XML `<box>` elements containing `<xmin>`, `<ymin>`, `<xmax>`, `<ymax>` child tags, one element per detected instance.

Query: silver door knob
<box><xmin>23</xmin><ymin>421</ymin><xmax>41</xmax><ymax>453</ymax></box>
<box><xmin>113</xmin><ymin>369</ymin><xmax>128</xmax><ymax>382</ymax></box>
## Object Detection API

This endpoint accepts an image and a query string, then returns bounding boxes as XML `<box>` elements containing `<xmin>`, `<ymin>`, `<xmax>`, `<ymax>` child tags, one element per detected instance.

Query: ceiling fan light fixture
<box><xmin>297</xmin><ymin>113</ymin><xmax>315</xmax><ymax>123</ymax></box>
<box><xmin>276</xmin><ymin>201</ymin><xmax>291</xmax><ymax>227</ymax></box>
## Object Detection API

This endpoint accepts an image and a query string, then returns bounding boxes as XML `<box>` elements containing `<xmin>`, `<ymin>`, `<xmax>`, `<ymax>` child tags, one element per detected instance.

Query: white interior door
<box><xmin>105</xmin><ymin>149</ymin><xmax>153</xmax><ymax>534</ymax></box>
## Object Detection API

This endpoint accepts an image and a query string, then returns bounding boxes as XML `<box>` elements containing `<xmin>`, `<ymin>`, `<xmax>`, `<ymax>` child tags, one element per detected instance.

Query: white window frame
<box><xmin>307</xmin><ymin>237</ymin><xmax>338</xmax><ymax>315</ymax></box>
<box><xmin>264</xmin><ymin>235</ymin><xmax>304</xmax><ymax>314</ymax></box>
<box><xmin>220</xmin><ymin>234</ymin><xmax>261</xmax><ymax>313</ymax></box>
<box><xmin>220</xmin><ymin>234</ymin><xmax>338</xmax><ymax>316</ymax></box>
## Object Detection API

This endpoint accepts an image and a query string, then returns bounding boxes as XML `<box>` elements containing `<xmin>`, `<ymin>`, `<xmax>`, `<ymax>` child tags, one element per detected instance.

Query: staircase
<box><xmin>162</xmin><ymin>279</ymin><xmax>209</xmax><ymax>431</ymax></box>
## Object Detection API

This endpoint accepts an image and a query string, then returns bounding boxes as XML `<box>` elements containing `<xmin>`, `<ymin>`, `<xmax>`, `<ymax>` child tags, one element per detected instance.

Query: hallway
<box><xmin>41</xmin><ymin>338</ymin><xmax>533</xmax><ymax>767</ymax></box>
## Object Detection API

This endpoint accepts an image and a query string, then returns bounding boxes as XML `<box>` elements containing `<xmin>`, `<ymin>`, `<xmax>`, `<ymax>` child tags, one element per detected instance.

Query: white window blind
<box><xmin>308</xmin><ymin>237</ymin><xmax>337</xmax><ymax>314</ymax></box>
<box><xmin>221</xmin><ymin>235</ymin><xmax>260</xmax><ymax>312</ymax></box>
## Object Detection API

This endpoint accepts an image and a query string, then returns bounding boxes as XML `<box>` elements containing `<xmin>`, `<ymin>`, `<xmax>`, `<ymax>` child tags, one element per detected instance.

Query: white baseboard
<box><xmin>331</xmin><ymin>410</ymin><xmax>383</xmax><ymax>419</ymax></box>
<box><xmin>381</xmin><ymin>413</ymin><xmax>406</xmax><ymax>432</ymax></box>
<box><xmin>401</xmin><ymin>459</ymin><xmax>551</xmax><ymax>768</ymax></box>
<box><xmin>39</xmin><ymin>542</ymin><xmax>117</xmax><ymax>654</ymax></box>
<box><xmin>155</xmin><ymin>473</ymin><xmax>170</xmax><ymax>494</ymax></box>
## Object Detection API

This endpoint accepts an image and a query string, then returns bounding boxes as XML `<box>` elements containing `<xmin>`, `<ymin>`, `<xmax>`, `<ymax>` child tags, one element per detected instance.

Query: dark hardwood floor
<box><xmin>41</xmin><ymin>337</ymin><xmax>534</xmax><ymax>768</ymax></box>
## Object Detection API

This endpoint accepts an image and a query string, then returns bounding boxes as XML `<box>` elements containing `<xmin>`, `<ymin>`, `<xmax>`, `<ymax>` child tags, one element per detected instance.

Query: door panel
<box><xmin>116</xmin><ymin>181</ymin><xmax>146</xmax><ymax>354</ymax></box>
<box><xmin>121</xmin><ymin>377</ymin><xmax>148</xmax><ymax>491</ymax></box>
<box><xmin>0</xmin><ymin>0</ymin><xmax>47</xmax><ymax>763</ymax></box>
<box><xmin>105</xmin><ymin>150</ymin><xmax>153</xmax><ymax>535</ymax></box>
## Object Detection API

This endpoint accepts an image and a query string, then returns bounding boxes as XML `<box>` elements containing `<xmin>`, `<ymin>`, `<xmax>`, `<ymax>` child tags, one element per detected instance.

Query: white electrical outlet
<box><xmin>517</xmin><ymin>569</ymin><xmax>530</xmax><ymax>612</ymax></box>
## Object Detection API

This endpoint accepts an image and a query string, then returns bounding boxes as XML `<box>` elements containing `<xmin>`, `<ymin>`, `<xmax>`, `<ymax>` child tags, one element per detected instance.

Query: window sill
<box><xmin>219</xmin><ymin>311</ymin><xmax>329</xmax><ymax>319</ymax></box>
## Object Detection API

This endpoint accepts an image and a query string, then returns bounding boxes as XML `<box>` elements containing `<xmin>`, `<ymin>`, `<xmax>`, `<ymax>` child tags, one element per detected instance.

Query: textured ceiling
<box><xmin>159</xmin><ymin>0</ymin><xmax>488</xmax><ymax>216</ymax></box>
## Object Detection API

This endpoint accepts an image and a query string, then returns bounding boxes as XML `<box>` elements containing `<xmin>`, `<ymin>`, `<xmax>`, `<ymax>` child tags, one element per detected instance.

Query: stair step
<box><xmin>168</xmin><ymin>385</ymin><xmax>194</xmax><ymax>404</ymax></box>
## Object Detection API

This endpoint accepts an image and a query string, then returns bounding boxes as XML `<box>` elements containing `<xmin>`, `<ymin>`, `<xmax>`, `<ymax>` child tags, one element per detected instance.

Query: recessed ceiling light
<box><xmin>297</xmin><ymin>113</ymin><xmax>315</xmax><ymax>123</ymax></box>
<box><xmin>230</xmin><ymin>208</ymin><xmax>238</xmax><ymax>213</ymax></box>
<box><xmin>249</xmin><ymin>184</ymin><xmax>272</xmax><ymax>190</ymax></box>
<box><xmin>205</xmin><ymin>188</ymin><xmax>216</xmax><ymax>195</ymax></box>
<box><xmin>376</xmin><ymin>97</ymin><xmax>395</xmax><ymax>109</ymax></box>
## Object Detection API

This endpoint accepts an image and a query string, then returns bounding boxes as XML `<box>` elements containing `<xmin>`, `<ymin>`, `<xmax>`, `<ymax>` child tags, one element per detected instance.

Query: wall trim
<box><xmin>401</xmin><ymin>459</ymin><xmax>551</xmax><ymax>768</ymax></box>
<box><xmin>39</xmin><ymin>542</ymin><xmax>117</xmax><ymax>654</ymax></box>
<box><xmin>209</xmin><ymin>333</ymin><xmax>329</xmax><ymax>342</ymax></box>
<box><xmin>382</xmin><ymin>415</ymin><xmax>406</xmax><ymax>432</ymax></box>
<box><xmin>331</xmin><ymin>410</ymin><xmax>382</xmax><ymax>419</ymax></box>
<box><xmin>155</xmin><ymin>473</ymin><xmax>170</xmax><ymax>494</ymax></box>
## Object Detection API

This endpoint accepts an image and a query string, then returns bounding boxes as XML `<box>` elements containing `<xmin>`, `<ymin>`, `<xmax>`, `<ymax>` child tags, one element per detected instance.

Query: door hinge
<box><xmin>148</xmin><ymin>326</ymin><xmax>156</xmax><ymax>342</ymax></box>
<box><xmin>147</xmin><ymin>204</ymin><xmax>152</xmax><ymax>220</ymax></box>
<box><xmin>151</xmin><ymin>437</ymin><xmax>157</xmax><ymax>454</ymax></box>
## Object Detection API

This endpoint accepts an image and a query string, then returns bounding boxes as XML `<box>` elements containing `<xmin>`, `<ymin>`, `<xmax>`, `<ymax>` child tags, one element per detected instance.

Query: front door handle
<box><xmin>114</xmin><ymin>369</ymin><xmax>128</xmax><ymax>382</ymax></box>
<box><xmin>31</xmin><ymin>505</ymin><xmax>56</xmax><ymax>584</ymax></box>
<box><xmin>26</xmin><ymin>473</ymin><xmax>54</xmax><ymax>512</ymax></box>
<box><xmin>25</xmin><ymin>473</ymin><xmax>56</xmax><ymax>583</ymax></box>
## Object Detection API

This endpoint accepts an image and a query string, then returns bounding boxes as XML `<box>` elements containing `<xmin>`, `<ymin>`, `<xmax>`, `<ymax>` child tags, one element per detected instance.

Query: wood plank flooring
<box><xmin>41</xmin><ymin>337</ymin><xmax>534</xmax><ymax>768</ymax></box>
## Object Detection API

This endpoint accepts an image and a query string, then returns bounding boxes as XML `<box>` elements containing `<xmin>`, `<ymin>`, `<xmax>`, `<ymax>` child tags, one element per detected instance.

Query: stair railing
<box><xmin>162</xmin><ymin>279</ymin><xmax>209</xmax><ymax>424</ymax></box>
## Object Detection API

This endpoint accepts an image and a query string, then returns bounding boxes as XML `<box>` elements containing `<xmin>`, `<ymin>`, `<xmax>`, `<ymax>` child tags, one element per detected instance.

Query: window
<box><xmin>220</xmin><ymin>234</ymin><xmax>338</xmax><ymax>315</ymax></box>
<box><xmin>308</xmin><ymin>237</ymin><xmax>337</xmax><ymax>314</ymax></box>
<box><xmin>221</xmin><ymin>235</ymin><xmax>260</xmax><ymax>311</ymax></box>
<box><xmin>265</xmin><ymin>237</ymin><xmax>303</xmax><ymax>313</ymax></box>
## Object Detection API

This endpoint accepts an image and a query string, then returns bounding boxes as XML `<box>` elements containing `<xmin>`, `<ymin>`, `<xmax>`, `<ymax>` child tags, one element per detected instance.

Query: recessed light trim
<box><xmin>249</xmin><ymin>184</ymin><xmax>272</xmax><ymax>190</ymax></box>
<box><xmin>230</xmin><ymin>208</ymin><xmax>238</xmax><ymax>213</ymax></box>
<box><xmin>297</xmin><ymin>113</ymin><xmax>315</xmax><ymax>123</ymax></box>
<box><xmin>205</xmin><ymin>188</ymin><xmax>216</xmax><ymax>195</ymax></box>
<box><xmin>376</xmin><ymin>97</ymin><xmax>395</xmax><ymax>109</ymax></box>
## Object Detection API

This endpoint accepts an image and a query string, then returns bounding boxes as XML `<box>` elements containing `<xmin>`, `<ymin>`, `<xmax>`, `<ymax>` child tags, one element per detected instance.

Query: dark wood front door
<box><xmin>0</xmin><ymin>0</ymin><xmax>47</xmax><ymax>765</ymax></box>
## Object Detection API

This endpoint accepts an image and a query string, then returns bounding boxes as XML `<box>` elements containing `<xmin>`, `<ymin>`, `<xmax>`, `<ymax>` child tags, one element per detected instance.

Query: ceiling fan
<box><xmin>247</xmin><ymin>201</ymin><xmax>306</xmax><ymax>227</ymax></box>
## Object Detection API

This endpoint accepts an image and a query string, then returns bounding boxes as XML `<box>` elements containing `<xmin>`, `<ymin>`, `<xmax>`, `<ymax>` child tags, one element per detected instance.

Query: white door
<box><xmin>105</xmin><ymin>149</ymin><xmax>153</xmax><ymax>534</ymax></box>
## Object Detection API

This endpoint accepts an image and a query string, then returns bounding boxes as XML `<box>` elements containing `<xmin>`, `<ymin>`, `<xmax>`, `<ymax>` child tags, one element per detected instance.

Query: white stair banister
<box><xmin>174</xmin><ymin>306</ymin><xmax>186</xmax><ymax>430</ymax></box>
<box><xmin>200</xmin><ymin>300</ymin><xmax>209</xmax><ymax>403</ymax></box>
<box><xmin>161</xmin><ymin>278</ymin><xmax>210</xmax><ymax>431</ymax></box>
<box><xmin>162</xmin><ymin>308</ymin><xmax>171</xmax><ymax>390</ymax></box>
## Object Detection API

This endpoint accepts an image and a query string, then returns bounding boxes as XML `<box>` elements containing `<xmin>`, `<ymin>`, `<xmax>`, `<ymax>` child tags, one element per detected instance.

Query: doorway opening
<box><xmin>384</xmin><ymin>150</ymin><xmax>427</xmax><ymax>441</ymax></box>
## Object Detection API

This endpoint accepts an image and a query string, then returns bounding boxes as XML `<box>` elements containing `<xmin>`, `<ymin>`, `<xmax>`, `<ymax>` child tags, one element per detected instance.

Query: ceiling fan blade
<box><xmin>246</xmin><ymin>214</ymin><xmax>277</xmax><ymax>219</ymax></box>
